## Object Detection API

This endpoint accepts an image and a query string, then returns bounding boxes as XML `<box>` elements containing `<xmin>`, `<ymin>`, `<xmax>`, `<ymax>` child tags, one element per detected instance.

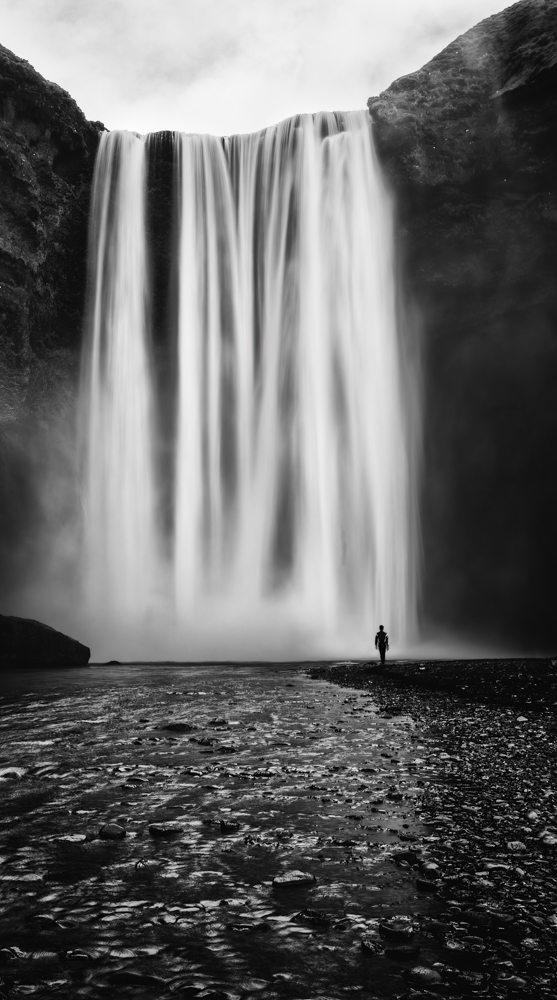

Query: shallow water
<box><xmin>0</xmin><ymin>664</ymin><xmax>444</xmax><ymax>998</ymax></box>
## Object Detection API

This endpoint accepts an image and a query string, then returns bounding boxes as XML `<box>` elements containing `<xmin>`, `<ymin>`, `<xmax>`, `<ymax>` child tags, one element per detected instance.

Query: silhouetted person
<box><xmin>375</xmin><ymin>625</ymin><xmax>389</xmax><ymax>664</ymax></box>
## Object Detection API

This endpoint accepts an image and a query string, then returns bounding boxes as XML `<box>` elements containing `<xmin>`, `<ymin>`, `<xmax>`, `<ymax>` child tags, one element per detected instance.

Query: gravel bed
<box><xmin>308</xmin><ymin>659</ymin><xmax>557</xmax><ymax>999</ymax></box>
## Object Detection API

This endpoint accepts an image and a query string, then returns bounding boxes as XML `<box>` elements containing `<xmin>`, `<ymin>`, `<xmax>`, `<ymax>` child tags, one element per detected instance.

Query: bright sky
<box><xmin>0</xmin><ymin>0</ymin><xmax>511</xmax><ymax>135</ymax></box>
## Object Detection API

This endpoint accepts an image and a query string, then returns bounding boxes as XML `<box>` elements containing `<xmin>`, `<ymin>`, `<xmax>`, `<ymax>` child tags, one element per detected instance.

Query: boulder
<box><xmin>0</xmin><ymin>613</ymin><xmax>90</xmax><ymax>667</ymax></box>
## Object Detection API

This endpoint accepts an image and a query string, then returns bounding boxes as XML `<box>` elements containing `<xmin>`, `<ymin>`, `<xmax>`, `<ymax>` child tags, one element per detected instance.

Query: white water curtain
<box><xmin>82</xmin><ymin>131</ymin><xmax>160</xmax><ymax>622</ymax></box>
<box><xmin>81</xmin><ymin>113</ymin><xmax>416</xmax><ymax>657</ymax></box>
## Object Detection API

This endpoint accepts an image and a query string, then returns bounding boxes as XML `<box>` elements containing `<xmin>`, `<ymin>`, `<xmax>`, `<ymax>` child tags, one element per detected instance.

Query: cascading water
<box><xmin>81</xmin><ymin>131</ymin><xmax>160</xmax><ymax>623</ymax></box>
<box><xmin>81</xmin><ymin>111</ymin><xmax>417</xmax><ymax>660</ymax></box>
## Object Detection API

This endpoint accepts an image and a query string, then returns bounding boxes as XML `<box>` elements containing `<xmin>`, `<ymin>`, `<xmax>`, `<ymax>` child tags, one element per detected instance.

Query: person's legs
<box><xmin>379</xmin><ymin>644</ymin><xmax>386</xmax><ymax>664</ymax></box>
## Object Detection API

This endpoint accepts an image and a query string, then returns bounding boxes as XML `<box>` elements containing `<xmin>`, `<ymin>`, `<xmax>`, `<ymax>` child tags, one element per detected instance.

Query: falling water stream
<box><xmin>81</xmin><ymin>112</ymin><xmax>416</xmax><ymax>661</ymax></box>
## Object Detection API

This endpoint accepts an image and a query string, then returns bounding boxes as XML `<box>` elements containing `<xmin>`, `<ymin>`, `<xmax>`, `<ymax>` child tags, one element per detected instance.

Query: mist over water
<box><xmin>80</xmin><ymin>112</ymin><xmax>417</xmax><ymax>661</ymax></box>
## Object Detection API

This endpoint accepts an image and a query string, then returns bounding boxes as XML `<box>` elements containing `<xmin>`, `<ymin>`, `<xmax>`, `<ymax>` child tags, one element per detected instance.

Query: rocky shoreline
<box><xmin>308</xmin><ymin>659</ymin><xmax>557</xmax><ymax>997</ymax></box>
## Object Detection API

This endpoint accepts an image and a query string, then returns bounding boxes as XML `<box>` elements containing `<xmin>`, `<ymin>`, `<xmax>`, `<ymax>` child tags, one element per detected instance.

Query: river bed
<box><xmin>0</xmin><ymin>663</ymin><xmax>445</xmax><ymax>998</ymax></box>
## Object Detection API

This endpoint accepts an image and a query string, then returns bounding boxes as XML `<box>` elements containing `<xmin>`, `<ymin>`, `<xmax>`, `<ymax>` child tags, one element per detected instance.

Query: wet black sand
<box><xmin>309</xmin><ymin>658</ymin><xmax>557</xmax><ymax>999</ymax></box>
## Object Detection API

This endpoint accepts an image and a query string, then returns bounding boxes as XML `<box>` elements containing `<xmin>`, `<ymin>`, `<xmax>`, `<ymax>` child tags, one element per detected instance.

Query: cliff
<box><xmin>369</xmin><ymin>0</ymin><xmax>557</xmax><ymax>650</ymax></box>
<box><xmin>0</xmin><ymin>44</ymin><xmax>102</xmax><ymax>597</ymax></box>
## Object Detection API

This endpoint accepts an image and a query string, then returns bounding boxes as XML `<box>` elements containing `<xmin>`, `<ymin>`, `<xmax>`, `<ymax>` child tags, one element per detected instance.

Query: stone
<box><xmin>416</xmin><ymin>878</ymin><xmax>439</xmax><ymax>893</ymax></box>
<box><xmin>379</xmin><ymin>919</ymin><xmax>415</xmax><ymax>941</ymax></box>
<box><xmin>219</xmin><ymin>820</ymin><xmax>240</xmax><ymax>833</ymax></box>
<box><xmin>0</xmin><ymin>614</ymin><xmax>90</xmax><ymax>668</ymax></box>
<box><xmin>420</xmin><ymin>861</ymin><xmax>441</xmax><ymax>878</ymax></box>
<box><xmin>393</xmin><ymin>849</ymin><xmax>421</xmax><ymax>867</ymax></box>
<box><xmin>405</xmin><ymin>965</ymin><xmax>443</xmax><ymax>987</ymax></box>
<box><xmin>461</xmin><ymin>909</ymin><xmax>493</xmax><ymax>930</ymax></box>
<box><xmin>497</xmin><ymin>974</ymin><xmax>528</xmax><ymax>989</ymax></box>
<box><xmin>272</xmin><ymin>870</ymin><xmax>317</xmax><ymax>888</ymax></box>
<box><xmin>0</xmin><ymin>766</ymin><xmax>26</xmax><ymax>779</ymax></box>
<box><xmin>98</xmin><ymin>823</ymin><xmax>126</xmax><ymax>840</ymax></box>
<box><xmin>148</xmin><ymin>822</ymin><xmax>183</xmax><ymax>838</ymax></box>
<box><xmin>293</xmin><ymin>908</ymin><xmax>331</xmax><ymax>926</ymax></box>
<box><xmin>361</xmin><ymin>936</ymin><xmax>384</xmax><ymax>955</ymax></box>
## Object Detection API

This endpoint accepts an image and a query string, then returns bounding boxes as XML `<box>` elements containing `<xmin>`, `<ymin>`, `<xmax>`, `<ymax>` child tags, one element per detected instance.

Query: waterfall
<box><xmin>81</xmin><ymin>131</ymin><xmax>160</xmax><ymax>623</ymax></box>
<box><xmin>81</xmin><ymin>112</ymin><xmax>417</xmax><ymax>659</ymax></box>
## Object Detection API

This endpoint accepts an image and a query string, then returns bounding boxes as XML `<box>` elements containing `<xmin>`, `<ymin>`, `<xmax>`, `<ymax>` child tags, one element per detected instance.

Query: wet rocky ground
<box><xmin>0</xmin><ymin>660</ymin><xmax>555</xmax><ymax>1000</ymax></box>
<box><xmin>309</xmin><ymin>659</ymin><xmax>557</xmax><ymax>1000</ymax></box>
<box><xmin>0</xmin><ymin>663</ymin><xmax>458</xmax><ymax>1000</ymax></box>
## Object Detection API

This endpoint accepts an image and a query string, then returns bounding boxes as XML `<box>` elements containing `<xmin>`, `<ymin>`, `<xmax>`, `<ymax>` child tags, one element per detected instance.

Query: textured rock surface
<box><xmin>0</xmin><ymin>613</ymin><xmax>90</xmax><ymax>667</ymax></box>
<box><xmin>369</xmin><ymin>0</ymin><xmax>557</xmax><ymax>650</ymax></box>
<box><xmin>0</xmin><ymin>44</ymin><xmax>102</xmax><ymax>599</ymax></box>
<box><xmin>0</xmin><ymin>43</ymin><xmax>101</xmax><ymax>420</ymax></box>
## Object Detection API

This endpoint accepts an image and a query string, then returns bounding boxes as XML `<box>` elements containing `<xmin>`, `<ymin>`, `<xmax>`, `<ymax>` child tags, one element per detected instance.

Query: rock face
<box><xmin>0</xmin><ymin>44</ymin><xmax>102</xmax><ymax>601</ymax></box>
<box><xmin>0</xmin><ymin>43</ymin><xmax>102</xmax><ymax>419</ymax></box>
<box><xmin>0</xmin><ymin>613</ymin><xmax>90</xmax><ymax>667</ymax></box>
<box><xmin>369</xmin><ymin>0</ymin><xmax>557</xmax><ymax>650</ymax></box>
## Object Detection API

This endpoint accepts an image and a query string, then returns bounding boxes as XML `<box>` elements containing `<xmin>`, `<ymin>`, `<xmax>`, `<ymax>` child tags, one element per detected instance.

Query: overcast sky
<box><xmin>1</xmin><ymin>0</ymin><xmax>511</xmax><ymax>135</ymax></box>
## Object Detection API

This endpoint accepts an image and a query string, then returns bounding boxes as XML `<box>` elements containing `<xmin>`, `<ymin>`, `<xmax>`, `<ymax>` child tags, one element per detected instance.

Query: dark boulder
<box><xmin>369</xmin><ymin>0</ymin><xmax>557</xmax><ymax>650</ymax></box>
<box><xmin>0</xmin><ymin>613</ymin><xmax>90</xmax><ymax>667</ymax></box>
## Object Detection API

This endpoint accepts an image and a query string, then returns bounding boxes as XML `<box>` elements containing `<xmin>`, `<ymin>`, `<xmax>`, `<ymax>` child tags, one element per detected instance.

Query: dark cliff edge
<box><xmin>369</xmin><ymin>0</ymin><xmax>557</xmax><ymax>651</ymax></box>
<box><xmin>0</xmin><ymin>44</ymin><xmax>102</xmax><ymax>597</ymax></box>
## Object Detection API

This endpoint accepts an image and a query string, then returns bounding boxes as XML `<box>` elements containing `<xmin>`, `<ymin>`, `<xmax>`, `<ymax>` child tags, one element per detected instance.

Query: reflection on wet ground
<box><xmin>0</xmin><ymin>664</ymin><xmax>444</xmax><ymax>998</ymax></box>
